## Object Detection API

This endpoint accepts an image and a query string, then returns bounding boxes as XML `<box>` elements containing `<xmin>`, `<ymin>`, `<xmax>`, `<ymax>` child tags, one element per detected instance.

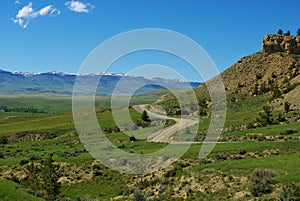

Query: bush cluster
<box><xmin>250</xmin><ymin>169</ymin><xmax>276</xmax><ymax>196</ymax></box>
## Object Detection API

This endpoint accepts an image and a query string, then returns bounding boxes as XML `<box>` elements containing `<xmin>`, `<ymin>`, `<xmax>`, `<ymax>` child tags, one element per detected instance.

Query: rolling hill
<box><xmin>159</xmin><ymin>33</ymin><xmax>300</xmax><ymax>110</ymax></box>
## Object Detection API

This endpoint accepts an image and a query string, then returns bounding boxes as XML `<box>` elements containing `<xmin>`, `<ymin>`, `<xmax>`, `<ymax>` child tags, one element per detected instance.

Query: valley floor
<box><xmin>0</xmin><ymin>94</ymin><xmax>299</xmax><ymax>200</ymax></box>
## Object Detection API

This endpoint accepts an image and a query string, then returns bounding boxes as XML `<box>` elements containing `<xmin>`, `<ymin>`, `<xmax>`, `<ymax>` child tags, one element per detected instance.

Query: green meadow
<box><xmin>0</xmin><ymin>92</ymin><xmax>299</xmax><ymax>200</ymax></box>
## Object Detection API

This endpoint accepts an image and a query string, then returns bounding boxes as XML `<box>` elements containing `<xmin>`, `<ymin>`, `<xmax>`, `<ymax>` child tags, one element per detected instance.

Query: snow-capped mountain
<box><xmin>0</xmin><ymin>69</ymin><xmax>200</xmax><ymax>95</ymax></box>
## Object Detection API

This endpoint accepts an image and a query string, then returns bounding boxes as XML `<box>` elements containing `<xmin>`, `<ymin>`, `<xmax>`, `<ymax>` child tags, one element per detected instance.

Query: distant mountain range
<box><xmin>0</xmin><ymin>69</ymin><xmax>200</xmax><ymax>95</ymax></box>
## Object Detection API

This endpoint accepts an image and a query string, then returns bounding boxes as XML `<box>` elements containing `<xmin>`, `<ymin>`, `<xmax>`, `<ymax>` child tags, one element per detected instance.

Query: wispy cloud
<box><xmin>15</xmin><ymin>0</ymin><xmax>21</xmax><ymax>5</ymax></box>
<box><xmin>65</xmin><ymin>1</ymin><xmax>94</xmax><ymax>13</ymax></box>
<box><xmin>12</xmin><ymin>2</ymin><xmax>60</xmax><ymax>28</ymax></box>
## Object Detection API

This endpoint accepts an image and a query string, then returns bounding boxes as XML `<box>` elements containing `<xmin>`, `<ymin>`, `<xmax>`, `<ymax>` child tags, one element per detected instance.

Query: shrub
<box><xmin>199</xmin><ymin>159</ymin><xmax>211</xmax><ymax>165</ymax></box>
<box><xmin>135</xmin><ymin>119</ymin><xmax>150</xmax><ymax>128</ymax></box>
<box><xmin>256</xmin><ymin>73</ymin><xmax>263</xmax><ymax>80</ymax></box>
<box><xmin>20</xmin><ymin>159</ymin><xmax>29</xmax><ymax>166</ymax></box>
<box><xmin>277</xmin><ymin>113</ymin><xmax>286</xmax><ymax>123</ymax></box>
<box><xmin>175</xmin><ymin>161</ymin><xmax>189</xmax><ymax>169</ymax></box>
<box><xmin>277</xmin><ymin>29</ymin><xmax>283</xmax><ymax>35</ymax></box>
<box><xmin>102</xmin><ymin>127</ymin><xmax>112</xmax><ymax>133</ymax></box>
<box><xmin>198</xmin><ymin>98</ymin><xmax>208</xmax><ymax>108</ymax></box>
<box><xmin>293</xmin><ymin>68</ymin><xmax>299</xmax><ymax>78</ymax></box>
<box><xmin>58</xmin><ymin>151</ymin><xmax>72</xmax><ymax>158</ymax></box>
<box><xmin>268</xmin><ymin>78</ymin><xmax>274</xmax><ymax>86</ymax></box>
<box><xmin>250</xmin><ymin>169</ymin><xmax>276</xmax><ymax>197</ymax></box>
<box><xmin>137</xmin><ymin>180</ymin><xmax>150</xmax><ymax>190</ymax></box>
<box><xmin>237</xmin><ymin>82</ymin><xmax>244</xmax><ymax>88</ymax></box>
<box><xmin>133</xmin><ymin>190</ymin><xmax>147</xmax><ymax>201</ymax></box>
<box><xmin>199</xmin><ymin>108</ymin><xmax>207</xmax><ymax>116</ymax></box>
<box><xmin>258</xmin><ymin>135</ymin><xmax>266</xmax><ymax>141</ymax></box>
<box><xmin>284</xmin><ymin>102</ymin><xmax>291</xmax><ymax>113</ymax></box>
<box><xmin>246</xmin><ymin>122</ymin><xmax>256</xmax><ymax>129</ymax></box>
<box><xmin>279</xmin><ymin>183</ymin><xmax>300</xmax><ymax>200</ymax></box>
<box><xmin>237</xmin><ymin>149</ymin><xmax>247</xmax><ymax>155</ymax></box>
<box><xmin>0</xmin><ymin>152</ymin><xmax>4</xmax><ymax>159</ymax></box>
<box><xmin>259</xmin><ymin>81</ymin><xmax>269</xmax><ymax>94</ymax></box>
<box><xmin>29</xmin><ymin>154</ymin><xmax>41</xmax><ymax>161</ymax></box>
<box><xmin>92</xmin><ymin>164</ymin><xmax>102</xmax><ymax>177</ymax></box>
<box><xmin>271</xmin><ymin>72</ymin><xmax>277</xmax><ymax>78</ymax></box>
<box><xmin>117</xmin><ymin>144</ymin><xmax>126</xmax><ymax>149</ymax></box>
<box><xmin>282</xmin><ymin>76</ymin><xmax>289</xmax><ymax>84</ymax></box>
<box><xmin>214</xmin><ymin>153</ymin><xmax>227</xmax><ymax>161</ymax></box>
<box><xmin>0</xmin><ymin>135</ymin><xmax>8</xmax><ymax>144</ymax></box>
<box><xmin>280</xmin><ymin>129</ymin><xmax>298</xmax><ymax>135</ymax></box>
<box><xmin>130</xmin><ymin>135</ymin><xmax>137</xmax><ymax>142</ymax></box>
<box><xmin>164</xmin><ymin>169</ymin><xmax>176</xmax><ymax>178</ymax></box>
<box><xmin>163</xmin><ymin>119</ymin><xmax>176</xmax><ymax>128</ymax></box>
<box><xmin>252</xmin><ymin>83</ymin><xmax>259</xmax><ymax>95</ymax></box>
<box><xmin>112</xmin><ymin>126</ymin><xmax>120</xmax><ymax>133</ymax></box>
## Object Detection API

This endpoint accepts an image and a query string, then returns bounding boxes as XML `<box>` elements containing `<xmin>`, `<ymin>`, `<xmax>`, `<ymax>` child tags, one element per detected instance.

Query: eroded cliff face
<box><xmin>262</xmin><ymin>34</ymin><xmax>300</xmax><ymax>54</ymax></box>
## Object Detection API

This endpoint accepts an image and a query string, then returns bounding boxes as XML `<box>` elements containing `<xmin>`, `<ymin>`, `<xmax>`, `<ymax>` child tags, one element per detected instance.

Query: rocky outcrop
<box><xmin>262</xmin><ymin>34</ymin><xmax>300</xmax><ymax>54</ymax></box>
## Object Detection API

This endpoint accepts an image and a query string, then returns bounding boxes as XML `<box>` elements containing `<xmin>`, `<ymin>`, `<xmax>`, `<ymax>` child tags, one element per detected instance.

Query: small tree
<box><xmin>297</xmin><ymin>28</ymin><xmax>300</xmax><ymax>36</ymax></box>
<box><xmin>284</xmin><ymin>102</ymin><xmax>291</xmax><ymax>113</ymax></box>
<box><xmin>22</xmin><ymin>162</ymin><xmax>40</xmax><ymax>194</ymax></box>
<box><xmin>40</xmin><ymin>153</ymin><xmax>61</xmax><ymax>200</ymax></box>
<box><xmin>141</xmin><ymin>110</ymin><xmax>150</xmax><ymax>122</ymax></box>
<box><xmin>272</xmin><ymin>84</ymin><xmax>281</xmax><ymax>99</ymax></box>
<box><xmin>257</xmin><ymin>106</ymin><xmax>274</xmax><ymax>126</ymax></box>
<box><xmin>277</xmin><ymin>29</ymin><xmax>283</xmax><ymax>35</ymax></box>
<box><xmin>284</xmin><ymin>30</ymin><xmax>291</xmax><ymax>36</ymax></box>
<box><xmin>259</xmin><ymin>81</ymin><xmax>269</xmax><ymax>95</ymax></box>
<box><xmin>252</xmin><ymin>83</ymin><xmax>259</xmax><ymax>96</ymax></box>
<box><xmin>264</xmin><ymin>105</ymin><xmax>273</xmax><ymax>115</ymax></box>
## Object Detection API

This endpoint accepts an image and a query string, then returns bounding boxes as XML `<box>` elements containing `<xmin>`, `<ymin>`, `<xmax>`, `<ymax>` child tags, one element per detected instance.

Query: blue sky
<box><xmin>0</xmin><ymin>0</ymin><xmax>299</xmax><ymax>81</ymax></box>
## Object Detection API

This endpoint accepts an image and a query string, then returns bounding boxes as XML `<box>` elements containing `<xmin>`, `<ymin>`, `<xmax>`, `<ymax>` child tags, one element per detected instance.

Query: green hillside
<box><xmin>0</xmin><ymin>88</ymin><xmax>299</xmax><ymax>200</ymax></box>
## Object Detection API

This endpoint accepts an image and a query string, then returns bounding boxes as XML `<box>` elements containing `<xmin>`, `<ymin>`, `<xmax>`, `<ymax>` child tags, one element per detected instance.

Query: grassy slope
<box><xmin>196</xmin><ymin>153</ymin><xmax>300</xmax><ymax>183</ymax></box>
<box><xmin>0</xmin><ymin>180</ymin><xmax>44</xmax><ymax>201</ymax></box>
<box><xmin>0</xmin><ymin>92</ymin><xmax>299</xmax><ymax>199</ymax></box>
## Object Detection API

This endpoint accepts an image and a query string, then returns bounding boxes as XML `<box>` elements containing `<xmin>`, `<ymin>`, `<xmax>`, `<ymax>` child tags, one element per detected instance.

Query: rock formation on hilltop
<box><xmin>262</xmin><ymin>34</ymin><xmax>300</xmax><ymax>54</ymax></box>
<box><xmin>158</xmin><ymin>30</ymin><xmax>300</xmax><ymax>109</ymax></box>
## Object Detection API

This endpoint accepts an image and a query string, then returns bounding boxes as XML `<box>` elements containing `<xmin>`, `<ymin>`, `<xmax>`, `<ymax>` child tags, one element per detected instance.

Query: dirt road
<box><xmin>133</xmin><ymin>104</ymin><xmax>198</xmax><ymax>143</ymax></box>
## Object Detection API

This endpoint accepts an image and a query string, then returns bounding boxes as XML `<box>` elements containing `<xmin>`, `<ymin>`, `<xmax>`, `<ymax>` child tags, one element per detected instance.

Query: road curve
<box><xmin>133</xmin><ymin>104</ymin><xmax>198</xmax><ymax>143</ymax></box>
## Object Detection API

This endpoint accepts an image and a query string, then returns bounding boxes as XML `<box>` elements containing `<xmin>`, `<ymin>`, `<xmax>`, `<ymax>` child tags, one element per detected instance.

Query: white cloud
<box><xmin>65</xmin><ymin>1</ymin><xmax>94</xmax><ymax>13</ymax></box>
<box><xmin>15</xmin><ymin>0</ymin><xmax>21</xmax><ymax>5</ymax></box>
<box><xmin>12</xmin><ymin>2</ymin><xmax>60</xmax><ymax>28</ymax></box>
<box><xmin>38</xmin><ymin>5</ymin><xmax>60</xmax><ymax>16</ymax></box>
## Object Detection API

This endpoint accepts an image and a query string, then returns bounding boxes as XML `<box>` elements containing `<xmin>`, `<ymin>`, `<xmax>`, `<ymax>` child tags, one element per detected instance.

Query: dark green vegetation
<box><xmin>0</xmin><ymin>180</ymin><xmax>44</xmax><ymax>201</ymax></box>
<box><xmin>0</xmin><ymin>89</ymin><xmax>299</xmax><ymax>200</ymax></box>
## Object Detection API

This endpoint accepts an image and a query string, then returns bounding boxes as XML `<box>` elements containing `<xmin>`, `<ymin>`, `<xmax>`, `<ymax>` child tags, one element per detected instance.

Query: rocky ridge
<box><xmin>262</xmin><ymin>34</ymin><xmax>300</xmax><ymax>54</ymax></box>
<box><xmin>158</xmin><ymin>33</ymin><xmax>300</xmax><ymax>109</ymax></box>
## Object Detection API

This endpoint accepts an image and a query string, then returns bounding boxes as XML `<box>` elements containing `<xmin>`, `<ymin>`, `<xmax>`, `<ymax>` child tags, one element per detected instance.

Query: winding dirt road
<box><xmin>133</xmin><ymin>105</ymin><xmax>198</xmax><ymax>143</ymax></box>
